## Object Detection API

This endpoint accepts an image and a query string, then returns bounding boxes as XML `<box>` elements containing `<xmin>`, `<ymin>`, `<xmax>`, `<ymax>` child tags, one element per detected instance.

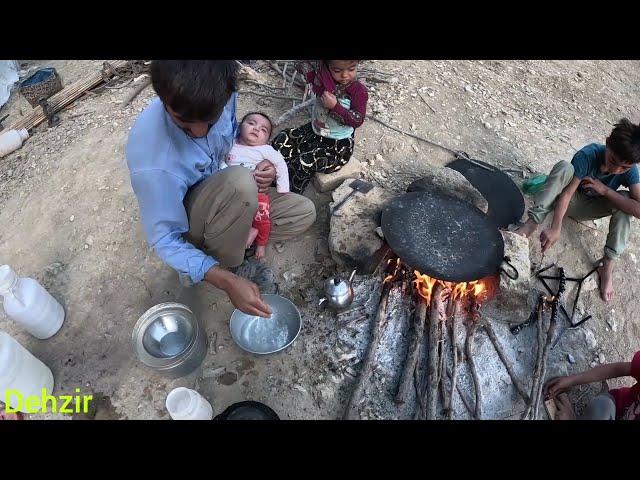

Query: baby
<box><xmin>224</xmin><ymin>112</ymin><xmax>290</xmax><ymax>260</ymax></box>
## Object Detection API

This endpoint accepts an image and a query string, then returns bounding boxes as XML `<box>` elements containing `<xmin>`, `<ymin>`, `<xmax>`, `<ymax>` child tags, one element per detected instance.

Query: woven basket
<box><xmin>19</xmin><ymin>68</ymin><xmax>63</xmax><ymax>108</ymax></box>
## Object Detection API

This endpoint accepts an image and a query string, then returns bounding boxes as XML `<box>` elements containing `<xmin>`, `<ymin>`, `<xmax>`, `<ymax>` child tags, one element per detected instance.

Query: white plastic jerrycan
<box><xmin>0</xmin><ymin>331</ymin><xmax>55</xmax><ymax>413</ymax></box>
<box><xmin>165</xmin><ymin>387</ymin><xmax>213</xmax><ymax>420</ymax></box>
<box><xmin>0</xmin><ymin>265</ymin><xmax>65</xmax><ymax>339</ymax></box>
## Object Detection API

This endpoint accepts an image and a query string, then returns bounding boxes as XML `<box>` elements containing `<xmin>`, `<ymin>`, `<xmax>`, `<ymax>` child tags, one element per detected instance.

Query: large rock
<box><xmin>328</xmin><ymin>180</ymin><xmax>395</xmax><ymax>269</ymax></box>
<box><xmin>313</xmin><ymin>156</ymin><xmax>364</xmax><ymax>193</ymax></box>
<box><xmin>407</xmin><ymin>166</ymin><xmax>488</xmax><ymax>213</ymax></box>
<box><xmin>492</xmin><ymin>230</ymin><xmax>531</xmax><ymax>310</ymax></box>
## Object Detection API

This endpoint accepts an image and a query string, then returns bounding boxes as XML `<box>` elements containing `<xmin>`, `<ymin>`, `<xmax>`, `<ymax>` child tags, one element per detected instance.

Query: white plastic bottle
<box><xmin>0</xmin><ymin>265</ymin><xmax>65</xmax><ymax>339</ymax></box>
<box><xmin>0</xmin><ymin>129</ymin><xmax>29</xmax><ymax>158</ymax></box>
<box><xmin>165</xmin><ymin>387</ymin><xmax>213</xmax><ymax>420</ymax></box>
<box><xmin>0</xmin><ymin>332</ymin><xmax>54</xmax><ymax>413</ymax></box>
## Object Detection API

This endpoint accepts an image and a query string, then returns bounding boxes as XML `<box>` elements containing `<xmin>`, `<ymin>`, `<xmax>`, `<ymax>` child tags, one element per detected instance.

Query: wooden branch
<box><xmin>532</xmin><ymin>270</ymin><xmax>566</xmax><ymax>419</ymax></box>
<box><xmin>274</xmin><ymin>98</ymin><xmax>315</xmax><ymax>126</ymax></box>
<box><xmin>425</xmin><ymin>284</ymin><xmax>446</xmax><ymax>420</ymax></box>
<box><xmin>465</xmin><ymin>321</ymin><xmax>482</xmax><ymax>420</ymax></box>
<box><xmin>445</xmin><ymin>362</ymin><xmax>474</xmax><ymax>417</ymax></box>
<box><xmin>343</xmin><ymin>282</ymin><xmax>392</xmax><ymax>420</ymax></box>
<box><xmin>266</xmin><ymin>61</ymin><xmax>306</xmax><ymax>89</ymax></box>
<box><xmin>447</xmin><ymin>301</ymin><xmax>461</xmax><ymax>419</ymax></box>
<box><xmin>438</xmin><ymin>319</ymin><xmax>448</xmax><ymax>411</ymax></box>
<box><xmin>121</xmin><ymin>76</ymin><xmax>151</xmax><ymax>108</ymax></box>
<box><xmin>481</xmin><ymin>319</ymin><xmax>530</xmax><ymax>402</ymax></box>
<box><xmin>522</xmin><ymin>296</ymin><xmax>547</xmax><ymax>420</ymax></box>
<box><xmin>395</xmin><ymin>298</ymin><xmax>427</xmax><ymax>405</ymax></box>
<box><xmin>239</xmin><ymin>89</ymin><xmax>303</xmax><ymax>101</ymax></box>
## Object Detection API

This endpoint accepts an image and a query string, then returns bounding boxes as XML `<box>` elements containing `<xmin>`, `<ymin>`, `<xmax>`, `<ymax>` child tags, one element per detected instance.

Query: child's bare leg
<box><xmin>246</xmin><ymin>227</ymin><xmax>259</xmax><ymax>249</ymax></box>
<box><xmin>255</xmin><ymin>245</ymin><xmax>266</xmax><ymax>260</ymax></box>
<box><xmin>515</xmin><ymin>218</ymin><xmax>539</xmax><ymax>238</ymax></box>
<box><xmin>597</xmin><ymin>257</ymin><xmax>615</xmax><ymax>302</ymax></box>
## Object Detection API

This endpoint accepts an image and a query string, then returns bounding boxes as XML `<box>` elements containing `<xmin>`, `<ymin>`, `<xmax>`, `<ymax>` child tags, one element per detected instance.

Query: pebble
<box><xmin>598</xmin><ymin>353</ymin><xmax>606</xmax><ymax>364</ymax></box>
<box><xmin>483</xmin><ymin>122</ymin><xmax>492</xmax><ymax>129</ymax></box>
<box><xmin>375</xmin><ymin>153</ymin><xmax>385</xmax><ymax>164</ymax></box>
<box><xmin>606</xmin><ymin>310</ymin><xmax>617</xmax><ymax>332</ymax></box>
<box><xmin>583</xmin><ymin>328</ymin><xmax>598</xmax><ymax>349</ymax></box>
<box><xmin>567</xmin><ymin>353</ymin><xmax>576</xmax><ymax>364</ymax></box>
<box><xmin>590</xmin><ymin>361</ymin><xmax>598</xmax><ymax>368</ymax></box>
<box><xmin>85</xmin><ymin>235</ymin><xmax>94</xmax><ymax>246</ymax></box>
<box><xmin>69</xmin><ymin>215</ymin><xmax>75</xmax><ymax>222</ymax></box>
<box><xmin>465</xmin><ymin>85</ymin><xmax>473</xmax><ymax>93</ymax></box>
<box><xmin>630</xmin><ymin>253</ymin><xmax>637</xmax><ymax>264</ymax></box>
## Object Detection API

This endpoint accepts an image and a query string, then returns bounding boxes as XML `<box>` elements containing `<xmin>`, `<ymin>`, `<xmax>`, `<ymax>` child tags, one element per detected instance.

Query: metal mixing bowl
<box><xmin>229</xmin><ymin>294</ymin><xmax>301</xmax><ymax>355</ymax></box>
<box><xmin>132</xmin><ymin>302</ymin><xmax>208</xmax><ymax>378</ymax></box>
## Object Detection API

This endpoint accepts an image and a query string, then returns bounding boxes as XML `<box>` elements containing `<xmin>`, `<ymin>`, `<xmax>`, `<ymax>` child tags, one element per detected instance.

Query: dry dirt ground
<box><xmin>1</xmin><ymin>60</ymin><xmax>639</xmax><ymax>419</ymax></box>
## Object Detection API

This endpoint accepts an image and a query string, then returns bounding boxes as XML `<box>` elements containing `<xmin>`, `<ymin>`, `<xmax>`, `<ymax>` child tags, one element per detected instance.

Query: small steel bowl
<box><xmin>229</xmin><ymin>294</ymin><xmax>301</xmax><ymax>355</ymax></box>
<box><xmin>132</xmin><ymin>302</ymin><xmax>208</xmax><ymax>378</ymax></box>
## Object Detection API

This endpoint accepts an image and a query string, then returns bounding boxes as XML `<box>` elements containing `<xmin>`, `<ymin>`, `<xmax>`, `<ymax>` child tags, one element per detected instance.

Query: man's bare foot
<box><xmin>554</xmin><ymin>393</ymin><xmax>576</xmax><ymax>420</ymax></box>
<box><xmin>245</xmin><ymin>227</ymin><xmax>259</xmax><ymax>249</ymax></box>
<box><xmin>597</xmin><ymin>258</ymin><xmax>615</xmax><ymax>302</ymax></box>
<box><xmin>515</xmin><ymin>218</ymin><xmax>538</xmax><ymax>238</ymax></box>
<box><xmin>255</xmin><ymin>245</ymin><xmax>266</xmax><ymax>260</ymax></box>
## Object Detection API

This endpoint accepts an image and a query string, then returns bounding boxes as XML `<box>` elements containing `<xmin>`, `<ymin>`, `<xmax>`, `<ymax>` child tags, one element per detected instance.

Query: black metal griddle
<box><xmin>381</xmin><ymin>191</ymin><xmax>517</xmax><ymax>282</ymax></box>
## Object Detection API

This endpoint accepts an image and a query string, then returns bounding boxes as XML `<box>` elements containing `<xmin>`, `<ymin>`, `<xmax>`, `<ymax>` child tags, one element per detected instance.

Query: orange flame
<box><xmin>413</xmin><ymin>270</ymin><xmax>492</xmax><ymax>306</ymax></box>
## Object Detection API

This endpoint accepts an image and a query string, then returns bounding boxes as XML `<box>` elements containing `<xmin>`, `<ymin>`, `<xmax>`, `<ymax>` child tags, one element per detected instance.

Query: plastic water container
<box><xmin>0</xmin><ymin>129</ymin><xmax>29</xmax><ymax>158</ymax></box>
<box><xmin>165</xmin><ymin>387</ymin><xmax>213</xmax><ymax>420</ymax></box>
<box><xmin>0</xmin><ymin>265</ymin><xmax>65</xmax><ymax>339</ymax></box>
<box><xmin>0</xmin><ymin>332</ymin><xmax>54</xmax><ymax>413</ymax></box>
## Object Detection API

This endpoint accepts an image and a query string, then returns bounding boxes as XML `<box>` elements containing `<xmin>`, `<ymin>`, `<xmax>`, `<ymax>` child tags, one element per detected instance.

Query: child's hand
<box><xmin>320</xmin><ymin>91</ymin><xmax>338</xmax><ymax>109</ymax></box>
<box><xmin>544</xmin><ymin>375</ymin><xmax>574</xmax><ymax>399</ymax></box>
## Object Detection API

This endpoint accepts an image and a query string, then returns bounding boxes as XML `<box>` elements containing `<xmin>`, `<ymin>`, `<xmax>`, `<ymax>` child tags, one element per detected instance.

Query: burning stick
<box><xmin>481</xmin><ymin>319</ymin><xmax>529</xmax><ymax>402</ymax></box>
<box><xmin>465</xmin><ymin>320</ymin><xmax>482</xmax><ymax>420</ymax></box>
<box><xmin>447</xmin><ymin>299</ymin><xmax>461</xmax><ymax>419</ymax></box>
<box><xmin>521</xmin><ymin>295</ymin><xmax>547</xmax><ymax>420</ymax></box>
<box><xmin>425</xmin><ymin>283</ymin><xmax>447</xmax><ymax>420</ymax></box>
<box><xmin>438</xmin><ymin>319</ymin><xmax>448</xmax><ymax>410</ymax></box>
<box><xmin>532</xmin><ymin>270</ymin><xmax>566</xmax><ymax>419</ymax></box>
<box><xmin>395</xmin><ymin>298</ymin><xmax>427</xmax><ymax>405</ymax></box>
<box><xmin>343</xmin><ymin>280</ymin><xmax>392</xmax><ymax>420</ymax></box>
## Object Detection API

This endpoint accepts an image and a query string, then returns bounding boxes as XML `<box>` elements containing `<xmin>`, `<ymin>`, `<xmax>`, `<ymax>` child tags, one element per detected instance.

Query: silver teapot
<box><xmin>319</xmin><ymin>269</ymin><xmax>356</xmax><ymax>311</ymax></box>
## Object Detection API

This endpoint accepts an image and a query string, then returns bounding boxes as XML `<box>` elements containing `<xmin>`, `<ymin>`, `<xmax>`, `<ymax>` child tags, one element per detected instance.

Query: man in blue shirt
<box><xmin>126</xmin><ymin>61</ymin><xmax>316</xmax><ymax>317</ymax></box>
<box><xmin>517</xmin><ymin>118</ymin><xmax>640</xmax><ymax>302</ymax></box>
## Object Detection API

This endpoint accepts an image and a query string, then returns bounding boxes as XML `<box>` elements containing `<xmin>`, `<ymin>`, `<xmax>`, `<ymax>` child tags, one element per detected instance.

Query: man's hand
<box><xmin>580</xmin><ymin>176</ymin><xmax>609</xmax><ymax>196</ymax></box>
<box><xmin>540</xmin><ymin>226</ymin><xmax>561</xmax><ymax>252</ymax></box>
<box><xmin>254</xmin><ymin>160</ymin><xmax>276</xmax><ymax>194</ymax></box>
<box><xmin>544</xmin><ymin>375</ymin><xmax>575</xmax><ymax>399</ymax></box>
<box><xmin>205</xmin><ymin>266</ymin><xmax>272</xmax><ymax>317</ymax></box>
<box><xmin>320</xmin><ymin>91</ymin><xmax>338</xmax><ymax>109</ymax></box>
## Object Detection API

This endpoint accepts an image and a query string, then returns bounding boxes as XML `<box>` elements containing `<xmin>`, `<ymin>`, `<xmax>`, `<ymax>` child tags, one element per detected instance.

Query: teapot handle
<box><xmin>349</xmin><ymin>269</ymin><xmax>357</xmax><ymax>283</ymax></box>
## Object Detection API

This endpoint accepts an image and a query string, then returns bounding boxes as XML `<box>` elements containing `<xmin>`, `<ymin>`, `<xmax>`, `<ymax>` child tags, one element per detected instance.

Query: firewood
<box><xmin>274</xmin><ymin>98</ymin><xmax>315</xmax><ymax>127</ymax></box>
<box><xmin>395</xmin><ymin>298</ymin><xmax>427</xmax><ymax>405</ymax></box>
<box><xmin>465</xmin><ymin>320</ymin><xmax>482</xmax><ymax>420</ymax></box>
<box><xmin>481</xmin><ymin>319</ymin><xmax>530</xmax><ymax>402</ymax></box>
<box><xmin>425</xmin><ymin>284</ymin><xmax>447</xmax><ymax>420</ymax></box>
<box><xmin>343</xmin><ymin>282</ymin><xmax>392</xmax><ymax>420</ymax></box>
<box><xmin>532</xmin><ymin>270</ymin><xmax>566</xmax><ymax>419</ymax></box>
<box><xmin>521</xmin><ymin>295</ymin><xmax>547</xmax><ymax>420</ymax></box>
<box><xmin>447</xmin><ymin>300</ymin><xmax>461</xmax><ymax>419</ymax></box>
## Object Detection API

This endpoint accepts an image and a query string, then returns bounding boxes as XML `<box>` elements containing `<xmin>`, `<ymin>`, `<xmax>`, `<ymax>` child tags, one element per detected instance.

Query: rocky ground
<box><xmin>0</xmin><ymin>59</ymin><xmax>639</xmax><ymax>419</ymax></box>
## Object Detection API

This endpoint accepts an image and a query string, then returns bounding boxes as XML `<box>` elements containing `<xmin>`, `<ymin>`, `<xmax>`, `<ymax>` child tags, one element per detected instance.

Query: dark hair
<box><xmin>150</xmin><ymin>60</ymin><xmax>238</xmax><ymax>122</ymax></box>
<box><xmin>606</xmin><ymin>118</ymin><xmax>640</xmax><ymax>165</ymax></box>
<box><xmin>323</xmin><ymin>60</ymin><xmax>360</xmax><ymax>67</ymax></box>
<box><xmin>240</xmin><ymin>111</ymin><xmax>273</xmax><ymax>137</ymax></box>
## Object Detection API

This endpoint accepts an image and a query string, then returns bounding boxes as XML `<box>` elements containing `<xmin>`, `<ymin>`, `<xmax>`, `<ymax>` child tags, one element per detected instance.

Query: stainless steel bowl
<box><xmin>229</xmin><ymin>294</ymin><xmax>301</xmax><ymax>355</ymax></box>
<box><xmin>132</xmin><ymin>302</ymin><xmax>208</xmax><ymax>378</ymax></box>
